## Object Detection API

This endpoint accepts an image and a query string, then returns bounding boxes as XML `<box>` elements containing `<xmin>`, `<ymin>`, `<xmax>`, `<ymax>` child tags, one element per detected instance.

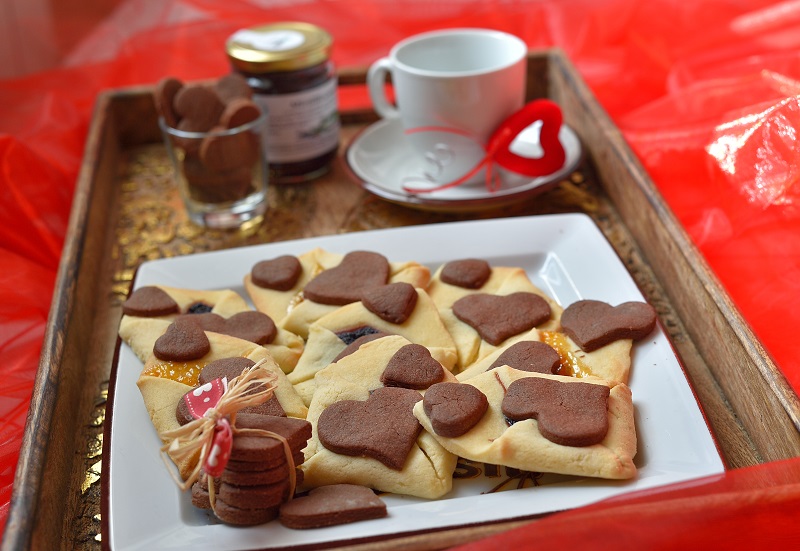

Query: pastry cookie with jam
<box><xmin>244</xmin><ymin>248</ymin><xmax>431</xmax><ymax>340</ymax></box>
<box><xmin>119</xmin><ymin>309</ymin><xmax>304</xmax><ymax>374</ymax></box>
<box><xmin>300</xmin><ymin>335</ymin><xmax>458</xmax><ymax>499</ymax></box>
<box><xmin>121</xmin><ymin>285</ymin><xmax>251</xmax><ymax>320</ymax></box>
<box><xmin>286</xmin><ymin>283</ymin><xmax>458</xmax><ymax>405</ymax></box>
<box><xmin>135</xmin><ymin>319</ymin><xmax>307</xmax><ymax>479</ymax></box>
<box><xmin>414</xmin><ymin>365</ymin><xmax>637</xmax><ymax>480</ymax></box>
<box><xmin>455</xmin><ymin>327</ymin><xmax>634</xmax><ymax>385</ymax></box>
<box><xmin>456</xmin><ymin>297</ymin><xmax>659</xmax><ymax>384</ymax></box>
<box><xmin>427</xmin><ymin>259</ymin><xmax>563</xmax><ymax>371</ymax></box>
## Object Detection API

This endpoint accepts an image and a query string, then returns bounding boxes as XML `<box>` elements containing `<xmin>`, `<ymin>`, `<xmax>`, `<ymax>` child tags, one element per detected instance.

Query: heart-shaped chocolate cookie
<box><xmin>279</xmin><ymin>484</ymin><xmax>387</xmax><ymax>529</ymax></box>
<box><xmin>501</xmin><ymin>377</ymin><xmax>610</xmax><ymax>447</ymax></box>
<box><xmin>178</xmin><ymin>311</ymin><xmax>277</xmax><ymax>345</ymax></box>
<box><xmin>214</xmin><ymin>73</ymin><xmax>251</xmax><ymax>103</ymax></box>
<box><xmin>154</xmin><ymin>77</ymin><xmax>183</xmax><ymax>128</ymax></box>
<box><xmin>153</xmin><ymin>317</ymin><xmax>210</xmax><ymax>361</ymax></box>
<box><xmin>303</xmin><ymin>251</ymin><xmax>390</xmax><ymax>306</ymax></box>
<box><xmin>317</xmin><ymin>387</ymin><xmax>422</xmax><ymax>470</ymax></box>
<box><xmin>362</xmin><ymin>282</ymin><xmax>418</xmax><ymax>324</ymax></box>
<box><xmin>199</xmin><ymin>356</ymin><xmax>256</xmax><ymax>384</ymax></box>
<box><xmin>452</xmin><ymin>292</ymin><xmax>551</xmax><ymax>345</ymax></box>
<box><xmin>422</xmin><ymin>382</ymin><xmax>489</xmax><ymax>438</ymax></box>
<box><xmin>381</xmin><ymin>343</ymin><xmax>445</xmax><ymax>390</ymax></box>
<box><xmin>199</xmin><ymin>356</ymin><xmax>285</xmax><ymax>418</ymax></box>
<box><xmin>489</xmin><ymin>341</ymin><xmax>560</xmax><ymax>374</ymax></box>
<box><xmin>440</xmin><ymin>259</ymin><xmax>491</xmax><ymax>289</ymax></box>
<box><xmin>560</xmin><ymin>299</ymin><xmax>657</xmax><ymax>352</ymax></box>
<box><xmin>251</xmin><ymin>255</ymin><xmax>302</xmax><ymax>291</ymax></box>
<box><xmin>122</xmin><ymin>286</ymin><xmax>179</xmax><ymax>317</ymax></box>
<box><xmin>173</xmin><ymin>84</ymin><xmax>225</xmax><ymax>132</ymax></box>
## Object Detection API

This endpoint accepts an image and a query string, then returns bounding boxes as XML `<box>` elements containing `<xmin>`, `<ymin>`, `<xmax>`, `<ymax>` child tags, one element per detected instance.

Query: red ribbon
<box><xmin>402</xmin><ymin>99</ymin><xmax>567</xmax><ymax>194</ymax></box>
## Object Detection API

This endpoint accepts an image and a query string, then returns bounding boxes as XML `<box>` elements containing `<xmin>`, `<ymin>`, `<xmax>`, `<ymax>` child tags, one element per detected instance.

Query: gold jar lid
<box><xmin>226</xmin><ymin>22</ymin><xmax>332</xmax><ymax>73</ymax></box>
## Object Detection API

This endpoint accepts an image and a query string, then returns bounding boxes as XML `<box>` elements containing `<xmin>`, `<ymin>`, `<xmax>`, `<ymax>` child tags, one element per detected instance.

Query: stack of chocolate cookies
<box><xmin>192</xmin><ymin>414</ymin><xmax>312</xmax><ymax>525</ymax></box>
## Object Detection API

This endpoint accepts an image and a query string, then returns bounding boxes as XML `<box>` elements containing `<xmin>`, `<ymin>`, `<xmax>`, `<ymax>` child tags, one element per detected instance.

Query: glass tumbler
<box><xmin>159</xmin><ymin>112</ymin><xmax>269</xmax><ymax>229</ymax></box>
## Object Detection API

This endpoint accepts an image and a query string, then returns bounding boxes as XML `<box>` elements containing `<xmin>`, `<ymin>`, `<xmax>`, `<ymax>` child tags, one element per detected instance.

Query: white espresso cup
<box><xmin>367</xmin><ymin>28</ymin><xmax>528</xmax><ymax>187</ymax></box>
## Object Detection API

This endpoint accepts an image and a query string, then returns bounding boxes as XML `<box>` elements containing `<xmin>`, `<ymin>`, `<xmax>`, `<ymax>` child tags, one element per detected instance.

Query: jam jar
<box><xmin>226</xmin><ymin>22</ymin><xmax>340</xmax><ymax>183</ymax></box>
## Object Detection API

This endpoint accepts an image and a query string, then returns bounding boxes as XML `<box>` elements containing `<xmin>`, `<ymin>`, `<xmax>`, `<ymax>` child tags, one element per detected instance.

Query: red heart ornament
<box><xmin>205</xmin><ymin>417</ymin><xmax>233</xmax><ymax>477</ymax></box>
<box><xmin>488</xmin><ymin>99</ymin><xmax>565</xmax><ymax>177</ymax></box>
<box><xmin>402</xmin><ymin>99</ymin><xmax>566</xmax><ymax>194</ymax></box>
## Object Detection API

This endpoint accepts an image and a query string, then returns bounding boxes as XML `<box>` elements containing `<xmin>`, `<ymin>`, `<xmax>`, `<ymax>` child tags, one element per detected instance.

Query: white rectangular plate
<box><xmin>108</xmin><ymin>214</ymin><xmax>724</xmax><ymax>550</ymax></box>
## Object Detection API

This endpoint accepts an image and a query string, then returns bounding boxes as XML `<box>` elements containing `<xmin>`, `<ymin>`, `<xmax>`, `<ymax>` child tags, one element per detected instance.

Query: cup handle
<box><xmin>366</xmin><ymin>57</ymin><xmax>399</xmax><ymax>119</ymax></box>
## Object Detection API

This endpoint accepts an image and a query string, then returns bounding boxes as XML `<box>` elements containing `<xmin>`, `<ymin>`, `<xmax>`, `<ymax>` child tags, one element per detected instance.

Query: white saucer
<box><xmin>344</xmin><ymin>117</ymin><xmax>583</xmax><ymax>212</ymax></box>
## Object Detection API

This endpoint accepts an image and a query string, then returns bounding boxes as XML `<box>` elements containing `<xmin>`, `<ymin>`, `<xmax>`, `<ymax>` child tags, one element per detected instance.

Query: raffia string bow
<box><xmin>158</xmin><ymin>360</ymin><xmax>295</xmax><ymax>505</ymax></box>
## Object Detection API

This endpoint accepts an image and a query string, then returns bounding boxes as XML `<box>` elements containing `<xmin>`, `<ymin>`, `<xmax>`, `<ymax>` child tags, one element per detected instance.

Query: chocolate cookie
<box><xmin>317</xmin><ymin>387</ymin><xmax>422</xmax><ymax>470</ymax></box>
<box><xmin>222</xmin><ymin>465</ymin><xmax>304</xmax><ymax>487</ymax></box>
<box><xmin>380</xmin><ymin>344</ymin><xmax>445</xmax><ymax>390</ymax></box>
<box><xmin>225</xmin><ymin>451</ymin><xmax>305</xmax><ymax>473</ymax></box>
<box><xmin>220</xmin><ymin>98</ymin><xmax>261</xmax><ymax>129</ymax></box>
<box><xmin>152</xmin><ymin>317</ymin><xmax>210</xmax><ymax>361</ymax></box>
<box><xmin>217</xmin><ymin>479</ymin><xmax>292</xmax><ymax>510</ymax></box>
<box><xmin>453</xmin><ymin>292</ymin><xmax>552</xmax><ymax>345</ymax></box>
<box><xmin>213</xmin><ymin>498</ymin><xmax>280</xmax><ymax>526</ymax></box>
<box><xmin>191</xmin><ymin>478</ymin><xmax>211</xmax><ymax>510</ymax></box>
<box><xmin>422</xmin><ymin>382</ymin><xmax>489</xmax><ymax>438</ymax></box>
<box><xmin>488</xmin><ymin>341</ymin><xmax>560</xmax><ymax>374</ymax></box>
<box><xmin>173</xmin><ymin>84</ymin><xmax>225</xmax><ymax>133</ymax></box>
<box><xmin>198</xmin><ymin>357</ymin><xmax>257</xmax><ymax>384</ymax></box>
<box><xmin>231</xmin><ymin>414</ymin><xmax>312</xmax><ymax>465</ymax></box>
<box><xmin>440</xmin><ymin>259</ymin><xmax>491</xmax><ymax>289</ymax></box>
<box><xmin>197</xmin><ymin>356</ymin><xmax>291</xmax><ymax>419</ymax></box>
<box><xmin>303</xmin><ymin>251</ymin><xmax>390</xmax><ymax>306</ymax></box>
<box><xmin>213</xmin><ymin>73</ymin><xmax>252</xmax><ymax>103</ymax></box>
<box><xmin>361</xmin><ymin>282</ymin><xmax>418</xmax><ymax>324</ymax></box>
<box><xmin>199</xmin><ymin>126</ymin><xmax>259</xmax><ymax>173</ymax></box>
<box><xmin>560</xmin><ymin>299</ymin><xmax>657</xmax><ymax>352</ymax></box>
<box><xmin>122</xmin><ymin>286</ymin><xmax>179</xmax><ymax>317</ymax></box>
<box><xmin>502</xmin><ymin>376</ymin><xmax>610</xmax><ymax>447</ymax></box>
<box><xmin>251</xmin><ymin>255</ymin><xmax>303</xmax><ymax>291</ymax></box>
<box><xmin>154</xmin><ymin>77</ymin><xmax>183</xmax><ymax>128</ymax></box>
<box><xmin>176</xmin><ymin>310</ymin><xmax>277</xmax><ymax>345</ymax></box>
<box><xmin>279</xmin><ymin>484</ymin><xmax>387</xmax><ymax>529</ymax></box>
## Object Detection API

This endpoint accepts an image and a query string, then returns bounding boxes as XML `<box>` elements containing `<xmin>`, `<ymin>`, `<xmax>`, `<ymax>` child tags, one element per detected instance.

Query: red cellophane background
<box><xmin>3</xmin><ymin>0</ymin><xmax>800</xmax><ymax>547</ymax></box>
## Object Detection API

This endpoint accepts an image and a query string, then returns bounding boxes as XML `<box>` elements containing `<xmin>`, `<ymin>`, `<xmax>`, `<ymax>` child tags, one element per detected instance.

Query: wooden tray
<box><xmin>5</xmin><ymin>48</ymin><xmax>800</xmax><ymax>551</ymax></box>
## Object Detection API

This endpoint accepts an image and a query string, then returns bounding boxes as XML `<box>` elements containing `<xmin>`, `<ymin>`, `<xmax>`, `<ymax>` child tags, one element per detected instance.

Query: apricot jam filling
<box><xmin>142</xmin><ymin>360</ymin><xmax>203</xmax><ymax>386</ymax></box>
<box><xmin>540</xmin><ymin>331</ymin><xmax>594</xmax><ymax>378</ymax></box>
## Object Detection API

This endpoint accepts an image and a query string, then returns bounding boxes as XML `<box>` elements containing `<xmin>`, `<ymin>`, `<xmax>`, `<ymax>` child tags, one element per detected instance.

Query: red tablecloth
<box><xmin>3</xmin><ymin>0</ymin><xmax>800</xmax><ymax>545</ymax></box>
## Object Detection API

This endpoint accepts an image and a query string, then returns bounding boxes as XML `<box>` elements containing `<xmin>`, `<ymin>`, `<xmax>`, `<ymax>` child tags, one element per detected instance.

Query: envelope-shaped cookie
<box><xmin>244</xmin><ymin>248</ymin><xmax>431</xmax><ymax>340</ymax></box>
<box><xmin>300</xmin><ymin>337</ymin><xmax>458</xmax><ymax>499</ymax></box>
<box><xmin>538</xmin><ymin>329</ymin><xmax>634</xmax><ymax>384</ymax></box>
<box><xmin>427</xmin><ymin>260</ymin><xmax>562</xmax><ymax>319</ymax></box>
<box><xmin>313</xmin><ymin>334</ymin><xmax>458</xmax><ymax>393</ymax></box>
<box><xmin>428</xmin><ymin>262</ymin><xmax>563</xmax><ymax>371</ymax></box>
<box><xmin>456</xmin><ymin>329</ymin><xmax>634</xmax><ymax>385</ymax></box>
<box><xmin>414</xmin><ymin>365</ymin><xmax>637</xmax><ymax>480</ymax></box>
<box><xmin>121</xmin><ymin>285</ymin><xmax>250</xmax><ymax>319</ymax></box>
<box><xmin>119</xmin><ymin>312</ymin><xmax>304</xmax><ymax>374</ymax></box>
<box><xmin>137</xmin><ymin>340</ymin><xmax>307</xmax><ymax>480</ymax></box>
<box><xmin>286</xmin><ymin>286</ymin><xmax>458</xmax><ymax>405</ymax></box>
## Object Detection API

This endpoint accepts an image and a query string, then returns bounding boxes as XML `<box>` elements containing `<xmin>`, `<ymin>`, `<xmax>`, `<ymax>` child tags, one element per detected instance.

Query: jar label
<box><xmin>255</xmin><ymin>79</ymin><xmax>340</xmax><ymax>163</ymax></box>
